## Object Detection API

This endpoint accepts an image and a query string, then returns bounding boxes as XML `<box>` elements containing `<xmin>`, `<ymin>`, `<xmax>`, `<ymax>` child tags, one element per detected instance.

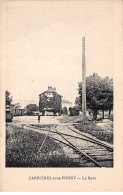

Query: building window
<box><xmin>47</xmin><ymin>93</ymin><xmax>53</xmax><ymax>97</ymax></box>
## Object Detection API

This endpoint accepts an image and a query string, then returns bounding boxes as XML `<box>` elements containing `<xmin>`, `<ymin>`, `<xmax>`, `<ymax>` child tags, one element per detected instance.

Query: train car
<box><xmin>6</xmin><ymin>110</ymin><xmax>13</xmax><ymax>122</ymax></box>
<box><xmin>6</xmin><ymin>99</ymin><xmax>13</xmax><ymax>122</ymax></box>
<box><xmin>69</xmin><ymin>106</ymin><xmax>80</xmax><ymax>116</ymax></box>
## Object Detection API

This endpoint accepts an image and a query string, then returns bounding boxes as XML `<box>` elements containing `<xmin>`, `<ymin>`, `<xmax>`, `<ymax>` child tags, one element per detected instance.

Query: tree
<box><xmin>6</xmin><ymin>90</ymin><xmax>12</xmax><ymax>102</ymax></box>
<box><xmin>75</xmin><ymin>97</ymin><xmax>81</xmax><ymax>110</ymax></box>
<box><xmin>25</xmin><ymin>104</ymin><xmax>39</xmax><ymax>115</ymax></box>
<box><xmin>97</xmin><ymin>76</ymin><xmax>113</xmax><ymax>119</ymax></box>
<box><xmin>76</xmin><ymin>74</ymin><xmax>113</xmax><ymax>120</ymax></box>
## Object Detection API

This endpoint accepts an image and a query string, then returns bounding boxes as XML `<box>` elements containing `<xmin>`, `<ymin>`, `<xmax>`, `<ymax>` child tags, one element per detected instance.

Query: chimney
<box><xmin>52</xmin><ymin>88</ymin><xmax>56</xmax><ymax>92</ymax></box>
<box><xmin>48</xmin><ymin>86</ymin><xmax>56</xmax><ymax>92</ymax></box>
<box><xmin>48</xmin><ymin>86</ymin><xmax>52</xmax><ymax>91</ymax></box>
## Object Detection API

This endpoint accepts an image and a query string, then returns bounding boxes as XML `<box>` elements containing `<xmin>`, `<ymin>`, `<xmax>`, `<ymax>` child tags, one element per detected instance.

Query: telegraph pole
<box><xmin>82</xmin><ymin>37</ymin><xmax>86</xmax><ymax>124</ymax></box>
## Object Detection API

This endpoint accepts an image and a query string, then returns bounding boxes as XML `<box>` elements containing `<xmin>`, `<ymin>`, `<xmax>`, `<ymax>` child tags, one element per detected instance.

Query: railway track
<box><xmin>23</xmin><ymin>123</ymin><xmax>113</xmax><ymax>167</ymax></box>
<box><xmin>53</xmin><ymin>127</ymin><xmax>102</xmax><ymax>167</ymax></box>
<box><xmin>28</xmin><ymin>124</ymin><xmax>113</xmax><ymax>151</ymax></box>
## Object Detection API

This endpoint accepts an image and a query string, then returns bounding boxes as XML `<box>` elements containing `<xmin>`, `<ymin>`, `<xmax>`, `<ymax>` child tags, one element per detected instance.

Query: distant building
<box><xmin>20</xmin><ymin>109</ymin><xmax>25</xmax><ymax>116</ymax></box>
<box><xmin>10</xmin><ymin>103</ymin><xmax>25</xmax><ymax>116</ymax></box>
<box><xmin>39</xmin><ymin>86</ymin><xmax>62</xmax><ymax>116</ymax></box>
<box><xmin>62</xmin><ymin>99</ymin><xmax>72</xmax><ymax>109</ymax></box>
<box><xmin>10</xmin><ymin>104</ymin><xmax>15</xmax><ymax>116</ymax></box>
<box><xmin>61</xmin><ymin>99</ymin><xmax>72</xmax><ymax>115</ymax></box>
<box><xmin>14</xmin><ymin>103</ymin><xmax>21</xmax><ymax>116</ymax></box>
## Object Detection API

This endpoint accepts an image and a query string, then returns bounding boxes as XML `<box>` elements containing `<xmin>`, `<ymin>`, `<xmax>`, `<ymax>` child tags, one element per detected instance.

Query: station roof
<box><xmin>39</xmin><ymin>86</ymin><xmax>62</xmax><ymax>97</ymax></box>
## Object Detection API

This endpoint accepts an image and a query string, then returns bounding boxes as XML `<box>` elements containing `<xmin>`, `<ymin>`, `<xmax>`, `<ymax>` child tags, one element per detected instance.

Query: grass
<box><xmin>74</xmin><ymin>121</ymin><xmax>113</xmax><ymax>144</ymax></box>
<box><xmin>6</xmin><ymin>125</ymin><xmax>82</xmax><ymax>167</ymax></box>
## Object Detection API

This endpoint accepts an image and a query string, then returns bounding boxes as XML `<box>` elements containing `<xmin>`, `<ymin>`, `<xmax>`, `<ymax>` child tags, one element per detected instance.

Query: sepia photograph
<box><xmin>0</xmin><ymin>0</ymin><xmax>122</xmax><ymax>192</ymax></box>
<box><xmin>5</xmin><ymin>1</ymin><xmax>113</xmax><ymax>168</ymax></box>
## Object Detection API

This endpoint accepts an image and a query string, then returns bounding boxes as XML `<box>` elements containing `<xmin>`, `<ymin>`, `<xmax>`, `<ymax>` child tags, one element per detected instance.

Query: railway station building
<box><xmin>39</xmin><ymin>86</ymin><xmax>62</xmax><ymax>116</ymax></box>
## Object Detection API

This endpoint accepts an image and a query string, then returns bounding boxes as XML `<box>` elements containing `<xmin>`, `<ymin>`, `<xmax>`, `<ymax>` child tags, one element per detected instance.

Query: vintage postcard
<box><xmin>0</xmin><ymin>0</ymin><xmax>123</xmax><ymax>192</ymax></box>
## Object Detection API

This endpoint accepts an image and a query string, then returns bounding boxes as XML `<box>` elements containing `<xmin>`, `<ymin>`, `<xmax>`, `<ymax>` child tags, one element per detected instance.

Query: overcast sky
<box><xmin>5</xmin><ymin>1</ymin><xmax>113</xmax><ymax>108</ymax></box>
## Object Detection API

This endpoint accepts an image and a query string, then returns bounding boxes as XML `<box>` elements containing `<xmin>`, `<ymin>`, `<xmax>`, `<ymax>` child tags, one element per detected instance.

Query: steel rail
<box><xmin>26</xmin><ymin>124</ymin><xmax>108</xmax><ymax>146</ymax></box>
<box><xmin>68</xmin><ymin>126</ymin><xmax>113</xmax><ymax>152</ymax></box>
<box><xmin>25</xmin><ymin>125</ymin><xmax>101</xmax><ymax>167</ymax></box>
<box><xmin>54</xmin><ymin>128</ymin><xmax>102</xmax><ymax>167</ymax></box>
<box><xmin>28</xmin><ymin>124</ymin><xmax>113</xmax><ymax>152</ymax></box>
<box><xmin>9</xmin><ymin>123</ymin><xmax>111</xmax><ymax>167</ymax></box>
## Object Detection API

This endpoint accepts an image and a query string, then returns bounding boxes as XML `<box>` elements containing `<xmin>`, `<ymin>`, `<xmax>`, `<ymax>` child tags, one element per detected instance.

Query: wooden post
<box><xmin>82</xmin><ymin>37</ymin><xmax>86</xmax><ymax>124</ymax></box>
